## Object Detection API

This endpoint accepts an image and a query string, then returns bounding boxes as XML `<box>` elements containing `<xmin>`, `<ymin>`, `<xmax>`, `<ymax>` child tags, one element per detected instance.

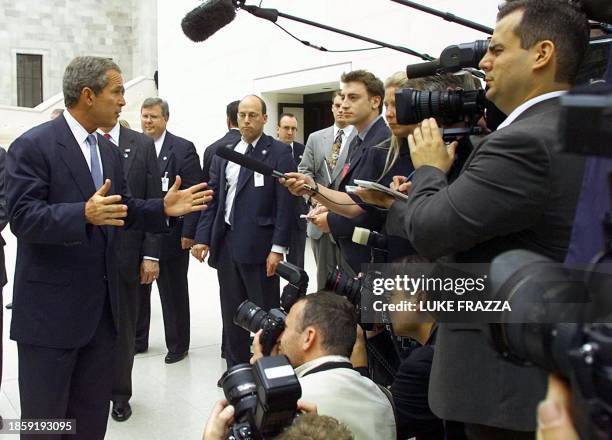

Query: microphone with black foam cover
<box><xmin>181</xmin><ymin>0</ymin><xmax>236</xmax><ymax>42</ymax></box>
<box><xmin>215</xmin><ymin>146</ymin><xmax>286</xmax><ymax>179</ymax></box>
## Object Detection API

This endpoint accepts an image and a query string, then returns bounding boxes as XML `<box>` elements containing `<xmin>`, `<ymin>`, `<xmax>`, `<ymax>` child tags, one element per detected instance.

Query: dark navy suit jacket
<box><xmin>327</xmin><ymin>117</ymin><xmax>391</xmax><ymax>272</ymax></box>
<box><xmin>194</xmin><ymin>133</ymin><xmax>296</xmax><ymax>268</ymax></box>
<box><xmin>202</xmin><ymin>128</ymin><xmax>242</xmax><ymax>182</ymax></box>
<box><xmin>157</xmin><ymin>130</ymin><xmax>203</xmax><ymax>259</ymax></box>
<box><xmin>7</xmin><ymin>115</ymin><xmax>169</xmax><ymax>348</ymax></box>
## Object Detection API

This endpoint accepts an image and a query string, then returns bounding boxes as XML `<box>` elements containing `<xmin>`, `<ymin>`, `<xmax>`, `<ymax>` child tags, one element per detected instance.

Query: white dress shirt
<box><xmin>497</xmin><ymin>90</ymin><xmax>566</xmax><ymax>130</ymax></box>
<box><xmin>154</xmin><ymin>130</ymin><xmax>167</xmax><ymax>157</ymax></box>
<box><xmin>63</xmin><ymin>110</ymin><xmax>104</xmax><ymax>176</ymax></box>
<box><xmin>96</xmin><ymin>123</ymin><xmax>120</xmax><ymax>146</ymax></box>
<box><xmin>224</xmin><ymin>135</ymin><xmax>287</xmax><ymax>254</ymax></box>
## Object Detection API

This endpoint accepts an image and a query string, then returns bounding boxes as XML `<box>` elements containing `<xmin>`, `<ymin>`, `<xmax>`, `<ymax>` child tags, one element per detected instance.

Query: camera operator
<box><xmin>283</xmin><ymin>72</ymin><xmax>479</xmax><ymax>267</ymax></box>
<box><xmin>250</xmin><ymin>292</ymin><xmax>396</xmax><ymax>440</ymax></box>
<box><xmin>372</xmin><ymin>1</ymin><xmax>590</xmax><ymax>438</ymax></box>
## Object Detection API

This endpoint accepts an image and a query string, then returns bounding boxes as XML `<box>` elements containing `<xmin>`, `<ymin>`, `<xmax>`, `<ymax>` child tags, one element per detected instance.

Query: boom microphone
<box><xmin>181</xmin><ymin>0</ymin><xmax>236</xmax><ymax>42</ymax></box>
<box><xmin>215</xmin><ymin>146</ymin><xmax>287</xmax><ymax>179</ymax></box>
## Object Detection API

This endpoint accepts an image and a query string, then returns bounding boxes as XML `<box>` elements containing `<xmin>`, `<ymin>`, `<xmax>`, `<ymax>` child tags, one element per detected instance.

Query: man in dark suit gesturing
<box><xmin>97</xmin><ymin>122</ymin><xmax>162</xmax><ymax>421</ymax></box>
<box><xmin>277</xmin><ymin>112</ymin><xmax>308</xmax><ymax>269</ymax></box>
<box><xmin>202</xmin><ymin>100</ymin><xmax>241</xmax><ymax>183</ymax></box>
<box><xmin>381</xmin><ymin>2</ymin><xmax>589</xmax><ymax>438</ymax></box>
<box><xmin>6</xmin><ymin>56</ymin><xmax>211</xmax><ymax>439</ymax></box>
<box><xmin>191</xmin><ymin>95</ymin><xmax>296</xmax><ymax>368</ymax></box>
<box><xmin>136</xmin><ymin>98</ymin><xmax>204</xmax><ymax>364</ymax></box>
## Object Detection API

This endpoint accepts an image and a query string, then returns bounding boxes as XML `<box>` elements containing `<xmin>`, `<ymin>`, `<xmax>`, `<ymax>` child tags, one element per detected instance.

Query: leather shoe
<box><xmin>111</xmin><ymin>401</ymin><xmax>132</xmax><ymax>422</ymax></box>
<box><xmin>5</xmin><ymin>303</ymin><xmax>12</xmax><ymax>310</ymax></box>
<box><xmin>164</xmin><ymin>351</ymin><xmax>188</xmax><ymax>364</ymax></box>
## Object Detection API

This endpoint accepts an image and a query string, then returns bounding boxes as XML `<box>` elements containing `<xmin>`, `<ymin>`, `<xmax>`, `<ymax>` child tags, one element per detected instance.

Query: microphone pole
<box><xmin>389</xmin><ymin>0</ymin><xmax>494</xmax><ymax>35</ymax></box>
<box><xmin>235</xmin><ymin>2</ymin><xmax>435</xmax><ymax>61</ymax></box>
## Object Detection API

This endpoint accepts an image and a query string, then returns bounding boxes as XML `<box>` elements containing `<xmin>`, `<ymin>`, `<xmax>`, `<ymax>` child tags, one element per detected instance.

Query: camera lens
<box><xmin>325</xmin><ymin>269</ymin><xmax>362</xmax><ymax>306</ymax></box>
<box><xmin>234</xmin><ymin>300</ymin><xmax>269</xmax><ymax>334</ymax></box>
<box><xmin>395</xmin><ymin>88</ymin><xmax>486</xmax><ymax>125</ymax></box>
<box><xmin>220</xmin><ymin>363</ymin><xmax>258</xmax><ymax>421</ymax></box>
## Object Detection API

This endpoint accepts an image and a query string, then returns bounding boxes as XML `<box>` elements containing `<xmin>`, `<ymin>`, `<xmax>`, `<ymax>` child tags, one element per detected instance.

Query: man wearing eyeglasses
<box><xmin>191</xmin><ymin>95</ymin><xmax>296</xmax><ymax>368</ymax></box>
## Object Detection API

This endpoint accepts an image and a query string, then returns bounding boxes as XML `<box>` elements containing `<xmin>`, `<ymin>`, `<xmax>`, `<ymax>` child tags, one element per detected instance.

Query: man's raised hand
<box><xmin>85</xmin><ymin>179</ymin><xmax>128</xmax><ymax>226</ymax></box>
<box><xmin>163</xmin><ymin>175</ymin><xmax>214</xmax><ymax>217</ymax></box>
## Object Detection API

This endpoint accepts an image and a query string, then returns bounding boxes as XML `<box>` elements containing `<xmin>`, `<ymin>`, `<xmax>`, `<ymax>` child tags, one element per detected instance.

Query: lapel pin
<box><xmin>262</xmin><ymin>150</ymin><xmax>267</xmax><ymax>156</ymax></box>
<box><xmin>163</xmin><ymin>156</ymin><xmax>167</xmax><ymax>161</ymax></box>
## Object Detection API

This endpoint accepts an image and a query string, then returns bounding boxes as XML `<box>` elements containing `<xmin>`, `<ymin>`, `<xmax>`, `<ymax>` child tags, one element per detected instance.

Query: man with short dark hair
<box><xmin>309</xmin><ymin>70</ymin><xmax>390</xmax><ymax>275</ymax></box>
<box><xmin>277</xmin><ymin>112</ymin><xmax>308</xmax><ymax>269</ymax></box>
<box><xmin>191</xmin><ymin>95</ymin><xmax>295</xmax><ymax>368</ymax></box>
<box><xmin>202</xmin><ymin>100</ymin><xmax>241</xmax><ymax>182</ymax></box>
<box><xmin>7</xmin><ymin>56</ymin><xmax>210</xmax><ymax>439</ymax></box>
<box><xmin>136</xmin><ymin>97</ymin><xmax>204</xmax><ymax>363</ymax></box>
<box><xmin>251</xmin><ymin>292</ymin><xmax>396</xmax><ymax>440</ymax></box>
<box><xmin>383</xmin><ymin>1</ymin><xmax>589</xmax><ymax>438</ymax></box>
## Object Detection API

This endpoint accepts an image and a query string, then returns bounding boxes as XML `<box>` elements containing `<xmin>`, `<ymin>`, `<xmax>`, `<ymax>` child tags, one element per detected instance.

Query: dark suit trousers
<box><xmin>310</xmin><ymin>234</ymin><xmax>342</xmax><ymax>290</ymax></box>
<box><xmin>287</xmin><ymin>226</ymin><xmax>306</xmax><ymax>269</ymax></box>
<box><xmin>112</xmin><ymin>271</ymin><xmax>141</xmax><ymax>403</ymax></box>
<box><xmin>136</xmin><ymin>252</ymin><xmax>190</xmax><ymax>354</ymax></box>
<box><xmin>218</xmin><ymin>229</ymin><xmax>280</xmax><ymax>368</ymax></box>
<box><xmin>17</xmin><ymin>297</ymin><xmax>115</xmax><ymax>440</ymax></box>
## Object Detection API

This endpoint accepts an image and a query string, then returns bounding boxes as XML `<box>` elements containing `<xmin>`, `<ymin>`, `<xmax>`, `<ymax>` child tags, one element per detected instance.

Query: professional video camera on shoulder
<box><xmin>219</xmin><ymin>355</ymin><xmax>302</xmax><ymax>440</ymax></box>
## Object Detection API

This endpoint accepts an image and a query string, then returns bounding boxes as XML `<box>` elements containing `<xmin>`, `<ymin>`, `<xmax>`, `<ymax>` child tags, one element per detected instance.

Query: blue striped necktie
<box><xmin>86</xmin><ymin>134</ymin><xmax>103</xmax><ymax>188</ymax></box>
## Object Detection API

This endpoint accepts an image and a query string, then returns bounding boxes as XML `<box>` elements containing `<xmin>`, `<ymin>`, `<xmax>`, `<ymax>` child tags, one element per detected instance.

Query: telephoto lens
<box><xmin>325</xmin><ymin>268</ymin><xmax>362</xmax><ymax>306</ymax></box>
<box><xmin>233</xmin><ymin>301</ymin><xmax>286</xmax><ymax>356</ymax></box>
<box><xmin>395</xmin><ymin>88</ymin><xmax>486</xmax><ymax>125</ymax></box>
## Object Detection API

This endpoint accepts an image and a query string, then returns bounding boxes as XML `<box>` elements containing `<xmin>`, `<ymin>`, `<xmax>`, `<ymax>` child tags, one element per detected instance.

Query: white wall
<box><xmin>157</xmin><ymin>0</ymin><xmax>499</xmax><ymax>156</ymax></box>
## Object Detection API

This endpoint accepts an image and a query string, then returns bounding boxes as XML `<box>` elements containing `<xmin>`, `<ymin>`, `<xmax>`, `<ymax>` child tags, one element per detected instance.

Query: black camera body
<box><xmin>234</xmin><ymin>301</ymin><xmax>287</xmax><ymax>356</ymax></box>
<box><xmin>489</xmin><ymin>250</ymin><xmax>612</xmax><ymax>439</ymax></box>
<box><xmin>221</xmin><ymin>355</ymin><xmax>302</xmax><ymax>440</ymax></box>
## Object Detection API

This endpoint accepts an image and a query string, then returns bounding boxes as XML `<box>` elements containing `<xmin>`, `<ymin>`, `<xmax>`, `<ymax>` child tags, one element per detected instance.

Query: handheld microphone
<box><xmin>215</xmin><ymin>146</ymin><xmax>316</xmax><ymax>191</ymax></box>
<box><xmin>352</xmin><ymin>227</ymin><xmax>388</xmax><ymax>252</ymax></box>
<box><xmin>181</xmin><ymin>0</ymin><xmax>236</xmax><ymax>42</ymax></box>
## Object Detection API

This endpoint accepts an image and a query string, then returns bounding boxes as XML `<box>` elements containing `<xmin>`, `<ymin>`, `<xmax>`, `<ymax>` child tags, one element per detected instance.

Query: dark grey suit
<box><xmin>0</xmin><ymin>147</ymin><xmax>7</xmax><ymax>400</ymax></box>
<box><xmin>107</xmin><ymin>127</ymin><xmax>162</xmax><ymax>403</ymax></box>
<box><xmin>386</xmin><ymin>98</ymin><xmax>585</xmax><ymax>432</ymax></box>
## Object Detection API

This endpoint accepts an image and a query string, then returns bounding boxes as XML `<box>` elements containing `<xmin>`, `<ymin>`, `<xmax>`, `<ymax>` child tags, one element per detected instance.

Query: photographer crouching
<box><xmin>249</xmin><ymin>292</ymin><xmax>396</xmax><ymax>440</ymax></box>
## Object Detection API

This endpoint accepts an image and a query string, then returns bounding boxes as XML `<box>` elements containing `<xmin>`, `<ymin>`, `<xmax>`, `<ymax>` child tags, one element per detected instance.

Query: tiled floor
<box><xmin>0</xmin><ymin>231</ymin><xmax>318</xmax><ymax>439</ymax></box>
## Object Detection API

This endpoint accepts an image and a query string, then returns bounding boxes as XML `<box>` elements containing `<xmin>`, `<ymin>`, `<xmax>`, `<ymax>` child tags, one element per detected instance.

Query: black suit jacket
<box><xmin>157</xmin><ymin>131</ymin><xmax>203</xmax><ymax>259</ymax></box>
<box><xmin>327</xmin><ymin>117</ymin><xmax>391</xmax><ymax>272</ymax></box>
<box><xmin>386</xmin><ymin>98</ymin><xmax>585</xmax><ymax>430</ymax></box>
<box><xmin>195</xmin><ymin>133</ymin><xmax>296</xmax><ymax>267</ymax></box>
<box><xmin>104</xmin><ymin>127</ymin><xmax>162</xmax><ymax>281</ymax></box>
<box><xmin>7</xmin><ymin>115</ymin><xmax>169</xmax><ymax>348</ymax></box>
<box><xmin>0</xmin><ymin>147</ymin><xmax>7</xmax><ymax>287</ymax></box>
<box><xmin>202</xmin><ymin>128</ymin><xmax>242</xmax><ymax>182</ymax></box>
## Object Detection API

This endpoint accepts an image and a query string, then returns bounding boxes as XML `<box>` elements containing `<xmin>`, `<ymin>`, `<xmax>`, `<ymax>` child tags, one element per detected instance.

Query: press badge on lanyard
<box><xmin>254</xmin><ymin>172</ymin><xmax>264</xmax><ymax>187</ymax></box>
<box><xmin>161</xmin><ymin>172</ymin><xmax>169</xmax><ymax>192</ymax></box>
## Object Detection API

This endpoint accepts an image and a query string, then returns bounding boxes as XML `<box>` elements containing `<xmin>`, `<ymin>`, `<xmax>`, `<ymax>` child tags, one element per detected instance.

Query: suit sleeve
<box><xmin>202</xmin><ymin>143</ymin><xmax>214</xmax><ymax>183</ymax></box>
<box><xmin>194</xmin><ymin>154</ymin><xmax>220</xmax><ymax>246</ymax></box>
<box><xmin>140</xmin><ymin>137</ymin><xmax>163</xmax><ymax>259</ymax></box>
<box><xmin>299</xmin><ymin>133</ymin><xmax>317</xmax><ymax>178</ymax></box>
<box><xmin>7</xmin><ymin>136</ymin><xmax>89</xmax><ymax>244</ymax></box>
<box><xmin>386</xmin><ymin>131</ymin><xmax>551</xmax><ymax>259</ymax></box>
<box><xmin>273</xmin><ymin>146</ymin><xmax>297</xmax><ymax>247</ymax></box>
<box><xmin>0</xmin><ymin>147</ymin><xmax>8</xmax><ymax>233</ymax></box>
<box><xmin>179</xmin><ymin>140</ymin><xmax>204</xmax><ymax>239</ymax></box>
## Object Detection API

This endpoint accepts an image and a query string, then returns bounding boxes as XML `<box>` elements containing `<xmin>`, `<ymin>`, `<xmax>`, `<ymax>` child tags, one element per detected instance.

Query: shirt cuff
<box><xmin>143</xmin><ymin>256</ymin><xmax>160</xmax><ymax>262</ymax></box>
<box><xmin>271</xmin><ymin>245</ymin><xmax>288</xmax><ymax>254</ymax></box>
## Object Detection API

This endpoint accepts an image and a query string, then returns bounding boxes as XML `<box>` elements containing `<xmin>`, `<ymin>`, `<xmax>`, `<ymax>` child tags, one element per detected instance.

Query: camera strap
<box><xmin>301</xmin><ymin>361</ymin><xmax>354</xmax><ymax>377</ymax></box>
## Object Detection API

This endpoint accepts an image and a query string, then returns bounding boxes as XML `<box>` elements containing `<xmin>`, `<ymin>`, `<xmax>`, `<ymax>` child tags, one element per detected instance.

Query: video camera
<box><xmin>220</xmin><ymin>355</ymin><xmax>302</xmax><ymax>440</ymax></box>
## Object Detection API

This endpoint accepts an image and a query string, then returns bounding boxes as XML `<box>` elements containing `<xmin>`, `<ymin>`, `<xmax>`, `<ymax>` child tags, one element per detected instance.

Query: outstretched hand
<box><xmin>164</xmin><ymin>176</ymin><xmax>214</xmax><ymax>217</ymax></box>
<box><xmin>280</xmin><ymin>172</ymin><xmax>315</xmax><ymax>197</ymax></box>
<box><xmin>85</xmin><ymin>179</ymin><xmax>128</xmax><ymax>226</ymax></box>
